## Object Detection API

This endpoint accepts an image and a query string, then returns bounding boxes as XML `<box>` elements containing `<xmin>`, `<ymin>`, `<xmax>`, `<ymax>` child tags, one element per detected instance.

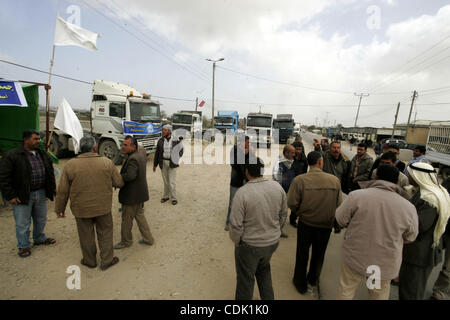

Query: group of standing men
<box><xmin>227</xmin><ymin>134</ymin><xmax>450</xmax><ymax>300</ymax></box>
<box><xmin>0</xmin><ymin>125</ymin><xmax>182</xmax><ymax>271</ymax></box>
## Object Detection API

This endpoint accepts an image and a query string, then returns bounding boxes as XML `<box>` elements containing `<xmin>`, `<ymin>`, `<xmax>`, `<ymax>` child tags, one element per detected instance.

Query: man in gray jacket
<box><xmin>230</xmin><ymin>158</ymin><xmax>288</xmax><ymax>300</ymax></box>
<box><xmin>336</xmin><ymin>165</ymin><xmax>418</xmax><ymax>300</ymax></box>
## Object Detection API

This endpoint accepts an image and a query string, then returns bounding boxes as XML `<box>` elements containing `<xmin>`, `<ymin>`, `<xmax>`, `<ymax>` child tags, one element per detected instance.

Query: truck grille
<box><xmin>135</xmin><ymin>134</ymin><xmax>160</xmax><ymax>153</ymax></box>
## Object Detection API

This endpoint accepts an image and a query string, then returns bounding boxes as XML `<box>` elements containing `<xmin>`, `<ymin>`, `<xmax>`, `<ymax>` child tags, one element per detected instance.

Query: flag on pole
<box><xmin>54</xmin><ymin>16</ymin><xmax>99</xmax><ymax>51</ymax></box>
<box><xmin>0</xmin><ymin>80</ymin><xmax>28</xmax><ymax>107</ymax></box>
<box><xmin>199</xmin><ymin>100</ymin><xmax>205</xmax><ymax>107</ymax></box>
<box><xmin>54</xmin><ymin>98</ymin><xmax>84</xmax><ymax>153</ymax></box>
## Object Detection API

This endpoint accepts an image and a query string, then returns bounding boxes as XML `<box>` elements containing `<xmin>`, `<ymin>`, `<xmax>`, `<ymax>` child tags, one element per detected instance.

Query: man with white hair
<box><xmin>399</xmin><ymin>162</ymin><xmax>450</xmax><ymax>300</ymax></box>
<box><xmin>153</xmin><ymin>124</ymin><xmax>184</xmax><ymax>205</ymax></box>
<box><xmin>55</xmin><ymin>135</ymin><xmax>124</xmax><ymax>270</ymax></box>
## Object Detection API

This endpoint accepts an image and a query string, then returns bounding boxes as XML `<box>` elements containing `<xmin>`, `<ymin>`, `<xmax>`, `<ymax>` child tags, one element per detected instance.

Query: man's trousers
<box><xmin>235</xmin><ymin>242</ymin><xmax>279</xmax><ymax>300</ymax></box>
<box><xmin>75</xmin><ymin>213</ymin><xmax>114</xmax><ymax>269</ymax></box>
<box><xmin>293</xmin><ymin>222</ymin><xmax>331</xmax><ymax>293</ymax></box>
<box><xmin>121</xmin><ymin>204</ymin><xmax>154</xmax><ymax>246</ymax></box>
<box><xmin>161</xmin><ymin>160</ymin><xmax>177</xmax><ymax>200</ymax></box>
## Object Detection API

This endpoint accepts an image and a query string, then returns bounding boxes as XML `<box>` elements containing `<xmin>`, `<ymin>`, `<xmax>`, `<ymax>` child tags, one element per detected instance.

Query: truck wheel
<box><xmin>99</xmin><ymin>140</ymin><xmax>122</xmax><ymax>165</ymax></box>
<box><xmin>49</xmin><ymin>135</ymin><xmax>62</xmax><ymax>158</ymax></box>
<box><xmin>441</xmin><ymin>167</ymin><xmax>450</xmax><ymax>180</ymax></box>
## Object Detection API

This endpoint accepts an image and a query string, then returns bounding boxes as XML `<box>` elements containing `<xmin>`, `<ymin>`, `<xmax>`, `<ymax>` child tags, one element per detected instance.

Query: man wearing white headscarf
<box><xmin>153</xmin><ymin>124</ymin><xmax>184</xmax><ymax>205</ymax></box>
<box><xmin>430</xmin><ymin>178</ymin><xmax>450</xmax><ymax>300</ymax></box>
<box><xmin>399</xmin><ymin>162</ymin><xmax>450</xmax><ymax>300</ymax></box>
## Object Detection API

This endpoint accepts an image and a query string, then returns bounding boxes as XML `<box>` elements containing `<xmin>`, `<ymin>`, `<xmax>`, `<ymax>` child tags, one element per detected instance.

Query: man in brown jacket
<box><xmin>114</xmin><ymin>136</ymin><xmax>154</xmax><ymax>249</ymax></box>
<box><xmin>335</xmin><ymin>165</ymin><xmax>418</xmax><ymax>300</ymax></box>
<box><xmin>55</xmin><ymin>135</ymin><xmax>123</xmax><ymax>270</ymax></box>
<box><xmin>321</xmin><ymin>141</ymin><xmax>350</xmax><ymax>193</ymax></box>
<box><xmin>287</xmin><ymin>151</ymin><xmax>342</xmax><ymax>296</ymax></box>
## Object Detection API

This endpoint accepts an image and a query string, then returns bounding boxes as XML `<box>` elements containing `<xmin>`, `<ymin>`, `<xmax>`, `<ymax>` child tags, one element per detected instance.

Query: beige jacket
<box><xmin>55</xmin><ymin>153</ymin><xmax>124</xmax><ymax>218</ymax></box>
<box><xmin>287</xmin><ymin>167</ymin><xmax>342</xmax><ymax>229</ymax></box>
<box><xmin>336</xmin><ymin>180</ymin><xmax>418</xmax><ymax>280</ymax></box>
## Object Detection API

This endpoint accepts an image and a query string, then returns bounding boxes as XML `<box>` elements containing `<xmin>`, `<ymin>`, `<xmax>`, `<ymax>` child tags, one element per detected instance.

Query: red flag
<box><xmin>199</xmin><ymin>100</ymin><xmax>205</xmax><ymax>107</ymax></box>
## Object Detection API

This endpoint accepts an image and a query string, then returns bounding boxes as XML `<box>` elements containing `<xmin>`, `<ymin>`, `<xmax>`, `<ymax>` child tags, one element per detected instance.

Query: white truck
<box><xmin>49</xmin><ymin>80</ymin><xmax>162</xmax><ymax>164</ymax></box>
<box><xmin>172</xmin><ymin>110</ymin><xmax>202</xmax><ymax>139</ymax></box>
<box><xmin>426</xmin><ymin>123</ymin><xmax>450</xmax><ymax>179</ymax></box>
<box><xmin>246</xmin><ymin>112</ymin><xmax>273</xmax><ymax>148</ymax></box>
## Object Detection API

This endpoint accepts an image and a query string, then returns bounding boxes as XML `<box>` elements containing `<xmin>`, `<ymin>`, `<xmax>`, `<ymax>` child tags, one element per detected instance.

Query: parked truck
<box><xmin>172</xmin><ymin>110</ymin><xmax>202</xmax><ymax>139</ymax></box>
<box><xmin>246</xmin><ymin>112</ymin><xmax>273</xmax><ymax>148</ymax></box>
<box><xmin>50</xmin><ymin>80</ymin><xmax>162</xmax><ymax>164</ymax></box>
<box><xmin>426</xmin><ymin>123</ymin><xmax>450</xmax><ymax>179</ymax></box>
<box><xmin>272</xmin><ymin>114</ymin><xmax>294</xmax><ymax>144</ymax></box>
<box><xmin>214</xmin><ymin>110</ymin><xmax>239</xmax><ymax>135</ymax></box>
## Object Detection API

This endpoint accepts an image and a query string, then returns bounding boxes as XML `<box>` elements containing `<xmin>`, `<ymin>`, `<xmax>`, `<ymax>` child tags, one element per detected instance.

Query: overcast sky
<box><xmin>1</xmin><ymin>0</ymin><xmax>450</xmax><ymax>127</ymax></box>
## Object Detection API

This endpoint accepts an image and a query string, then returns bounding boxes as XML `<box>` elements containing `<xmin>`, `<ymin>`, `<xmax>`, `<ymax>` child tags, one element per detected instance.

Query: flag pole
<box><xmin>45</xmin><ymin>45</ymin><xmax>55</xmax><ymax>151</ymax></box>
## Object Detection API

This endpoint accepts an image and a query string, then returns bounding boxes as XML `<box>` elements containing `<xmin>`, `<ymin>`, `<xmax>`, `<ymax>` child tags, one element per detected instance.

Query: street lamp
<box><xmin>206</xmin><ymin>57</ymin><xmax>224</xmax><ymax>127</ymax></box>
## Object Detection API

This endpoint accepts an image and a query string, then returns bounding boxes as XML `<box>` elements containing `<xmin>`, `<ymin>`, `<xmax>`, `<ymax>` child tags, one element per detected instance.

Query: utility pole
<box><xmin>391</xmin><ymin>102</ymin><xmax>400</xmax><ymax>138</ymax></box>
<box><xmin>406</xmin><ymin>90</ymin><xmax>418</xmax><ymax>139</ymax></box>
<box><xmin>206</xmin><ymin>58</ymin><xmax>224</xmax><ymax>127</ymax></box>
<box><xmin>354</xmin><ymin>92</ymin><xmax>369</xmax><ymax>127</ymax></box>
<box><xmin>195</xmin><ymin>97</ymin><xmax>198</xmax><ymax>112</ymax></box>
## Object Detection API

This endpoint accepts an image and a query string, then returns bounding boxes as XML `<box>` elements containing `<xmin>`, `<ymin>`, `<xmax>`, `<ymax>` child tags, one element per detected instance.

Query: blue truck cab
<box><xmin>214</xmin><ymin>110</ymin><xmax>239</xmax><ymax>135</ymax></box>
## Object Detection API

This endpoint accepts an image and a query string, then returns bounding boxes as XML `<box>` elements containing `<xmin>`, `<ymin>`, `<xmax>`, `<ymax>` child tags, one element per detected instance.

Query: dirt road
<box><xmin>0</xmin><ymin>137</ymin><xmax>442</xmax><ymax>300</ymax></box>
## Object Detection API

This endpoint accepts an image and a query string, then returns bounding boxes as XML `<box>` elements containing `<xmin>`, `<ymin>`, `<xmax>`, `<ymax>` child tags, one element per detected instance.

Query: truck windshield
<box><xmin>247</xmin><ymin>117</ymin><xmax>271</xmax><ymax>127</ymax></box>
<box><xmin>273</xmin><ymin>120</ymin><xmax>294</xmax><ymax>128</ymax></box>
<box><xmin>130</xmin><ymin>102</ymin><xmax>160</xmax><ymax>122</ymax></box>
<box><xmin>214</xmin><ymin>117</ymin><xmax>234</xmax><ymax>126</ymax></box>
<box><xmin>173</xmin><ymin>114</ymin><xmax>192</xmax><ymax>124</ymax></box>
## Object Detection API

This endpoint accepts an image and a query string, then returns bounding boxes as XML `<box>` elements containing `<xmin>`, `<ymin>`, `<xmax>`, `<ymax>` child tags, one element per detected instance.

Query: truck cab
<box><xmin>246</xmin><ymin>112</ymin><xmax>273</xmax><ymax>148</ymax></box>
<box><xmin>272</xmin><ymin>114</ymin><xmax>294</xmax><ymax>144</ymax></box>
<box><xmin>90</xmin><ymin>80</ymin><xmax>162</xmax><ymax>164</ymax></box>
<box><xmin>172</xmin><ymin>111</ymin><xmax>202</xmax><ymax>139</ymax></box>
<box><xmin>214</xmin><ymin>110</ymin><xmax>239</xmax><ymax>135</ymax></box>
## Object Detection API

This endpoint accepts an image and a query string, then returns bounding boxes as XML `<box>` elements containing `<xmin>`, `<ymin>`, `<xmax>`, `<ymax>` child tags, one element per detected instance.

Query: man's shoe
<box><xmin>139</xmin><ymin>239</ymin><xmax>154</xmax><ymax>246</ymax></box>
<box><xmin>224</xmin><ymin>225</ymin><xmax>230</xmax><ymax>231</ymax></box>
<box><xmin>281</xmin><ymin>232</ymin><xmax>288</xmax><ymax>238</ymax></box>
<box><xmin>113</xmin><ymin>242</ymin><xmax>131</xmax><ymax>249</ymax></box>
<box><xmin>293</xmin><ymin>279</ymin><xmax>307</xmax><ymax>294</ymax></box>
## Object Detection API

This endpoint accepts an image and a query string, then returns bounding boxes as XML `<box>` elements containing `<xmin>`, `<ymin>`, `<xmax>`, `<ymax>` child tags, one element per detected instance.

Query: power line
<box><xmin>3</xmin><ymin>58</ymin><xmax>448</xmax><ymax>110</ymax></box>
<box><xmin>0</xmin><ymin>59</ymin><xmax>93</xmax><ymax>85</ymax></box>
<box><xmin>107</xmin><ymin>0</ymin><xmax>211</xmax><ymax>81</ymax></box>
<box><xmin>217</xmin><ymin>65</ymin><xmax>387</xmax><ymax>95</ymax></box>
<box><xmin>151</xmin><ymin>95</ymin><xmax>195</xmax><ymax>102</ymax></box>
<box><xmin>81</xmin><ymin>0</ymin><xmax>211</xmax><ymax>85</ymax></box>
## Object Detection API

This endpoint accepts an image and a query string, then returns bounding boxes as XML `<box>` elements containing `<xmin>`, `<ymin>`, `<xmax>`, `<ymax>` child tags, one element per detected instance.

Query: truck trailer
<box><xmin>426</xmin><ymin>123</ymin><xmax>450</xmax><ymax>179</ymax></box>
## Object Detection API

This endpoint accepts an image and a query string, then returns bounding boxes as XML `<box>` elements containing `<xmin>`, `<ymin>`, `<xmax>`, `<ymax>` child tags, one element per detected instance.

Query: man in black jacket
<box><xmin>289</xmin><ymin>142</ymin><xmax>308</xmax><ymax>227</ymax></box>
<box><xmin>153</xmin><ymin>125</ymin><xmax>184</xmax><ymax>205</ymax></box>
<box><xmin>114</xmin><ymin>136</ymin><xmax>154</xmax><ymax>249</ymax></box>
<box><xmin>225</xmin><ymin>135</ymin><xmax>253</xmax><ymax>231</ymax></box>
<box><xmin>0</xmin><ymin>130</ymin><xmax>56</xmax><ymax>258</ymax></box>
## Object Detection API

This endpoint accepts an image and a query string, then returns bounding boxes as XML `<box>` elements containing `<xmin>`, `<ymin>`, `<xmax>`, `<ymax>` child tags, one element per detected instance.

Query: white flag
<box><xmin>54</xmin><ymin>98</ymin><xmax>84</xmax><ymax>154</ymax></box>
<box><xmin>54</xmin><ymin>16</ymin><xmax>99</xmax><ymax>51</ymax></box>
